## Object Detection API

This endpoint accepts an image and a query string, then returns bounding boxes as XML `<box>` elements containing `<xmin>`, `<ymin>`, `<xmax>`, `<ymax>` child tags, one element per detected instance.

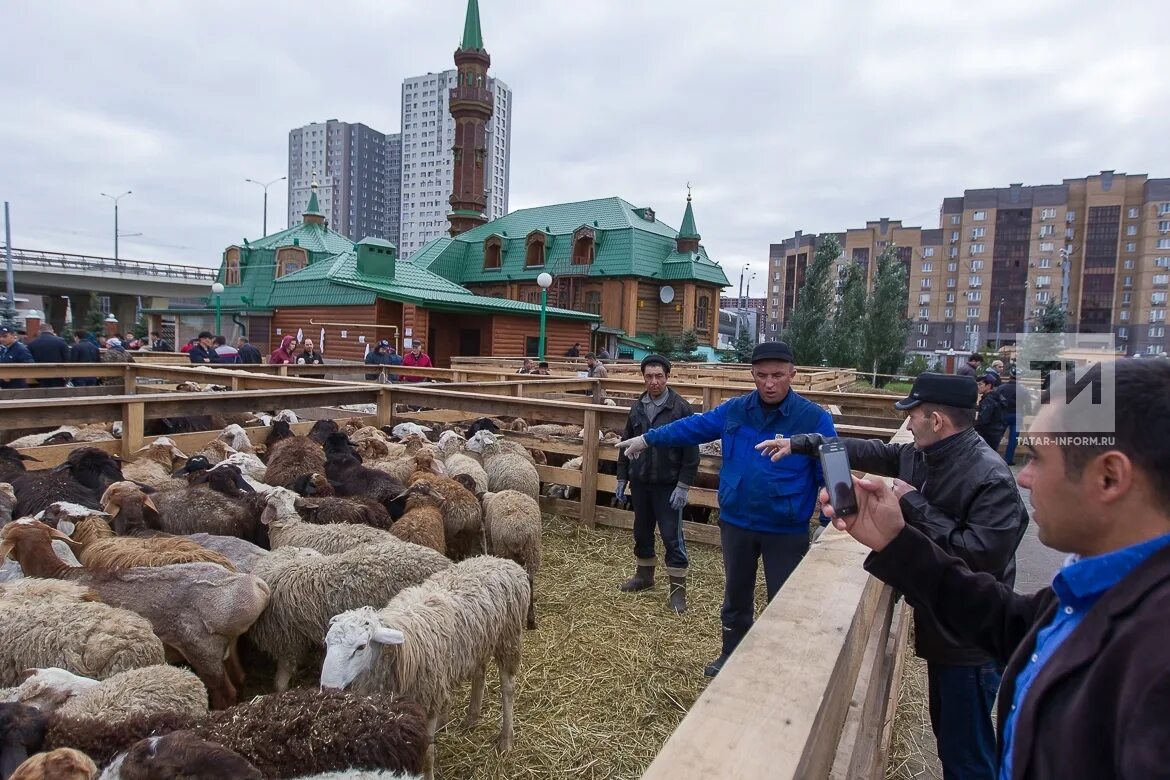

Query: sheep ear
<box><xmin>372</xmin><ymin>626</ymin><xmax>405</xmax><ymax>645</ymax></box>
<box><xmin>56</xmin><ymin>519</ymin><xmax>76</xmax><ymax>536</ymax></box>
<box><xmin>49</xmin><ymin>526</ymin><xmax>78</xmax><ymax>545</ymax></box>
<box><xmin>103</xmin><ymin>498</ymin><xmax>122</xmax><ymax>518</ymax></box>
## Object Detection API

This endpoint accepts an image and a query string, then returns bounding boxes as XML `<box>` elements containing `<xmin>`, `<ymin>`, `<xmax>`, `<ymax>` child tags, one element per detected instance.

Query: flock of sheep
<box><xmin>0</xmin><ymin>413</ymin><xmax>567</xmax><ymax>780</ymax></box>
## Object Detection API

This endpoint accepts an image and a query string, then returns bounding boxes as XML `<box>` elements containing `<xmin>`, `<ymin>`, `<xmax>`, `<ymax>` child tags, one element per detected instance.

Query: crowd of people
<box><xmin>0</xmin><ymin>325</ymin><xmax>152</xmax><ymax>389</ymax></box>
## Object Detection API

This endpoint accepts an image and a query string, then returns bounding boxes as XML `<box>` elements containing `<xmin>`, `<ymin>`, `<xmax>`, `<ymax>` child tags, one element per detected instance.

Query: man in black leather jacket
<box><xmin>758</xmin><ymin>372</ymin><xmax>1029</xmax><ymax>780</ymax></box>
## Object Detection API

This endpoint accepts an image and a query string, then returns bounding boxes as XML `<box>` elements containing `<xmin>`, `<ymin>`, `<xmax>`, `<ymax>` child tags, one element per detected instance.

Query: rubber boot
<box><xmin>667</xmin><ymin>575</ymin><xmax>687</xmax><ymax>614</ymax></box>
<box><xmin>703</xmin><ymin>628</ymin><xmax>742</xmax><ymax>677</ymax></box>
<box><xmin>619</xmin><ymin>564</ymin><xmax>655</xmax><ymax>593</ymax></box>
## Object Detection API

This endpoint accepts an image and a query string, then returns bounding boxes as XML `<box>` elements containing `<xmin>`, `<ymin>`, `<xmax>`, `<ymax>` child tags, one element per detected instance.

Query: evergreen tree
<box><xmin>676</xmin><ymin>329</ymin><xmax>701</xmax><ymax>362</ymax></box>
<box><xmin>785</xmin><ymin>235</ymin><xmax>839</xmax><ymax>365</ymax></box>
<box><xmin>84</xmin><ymin>292</ymin><xmax>106</xmax><ymax>336</ymax></box>
<box><xmin>823</xmin><ymin>261</ymin><xmax>866</xmax><ymax>369</ymax></box>
<box><xmin>651</xmin><ymin>331</ymin><xmax>677</xmax><ymax>358</ymax></box>
<box><xmin>730</xmin><ymin>327</ymin><xmax>756</xmax><ymax>364</ymax></box>
<box><xmin>1032</xmin><ymin>301</ymin><xmax>1068</xmax><ymax>333</ymax></box>
<box><xmin>861</xmin><ymin>246</ymin><xmax>911</xmax><ymax>387</ymax></box>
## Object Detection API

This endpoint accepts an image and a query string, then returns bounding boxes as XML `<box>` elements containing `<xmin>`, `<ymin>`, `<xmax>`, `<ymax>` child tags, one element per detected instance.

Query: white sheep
<box><xmin>481</xmin><ymin>490</ymin><xmax>543</xmax><ymax>630</ymax></box>
<box><xmin>214</xmin><ymin>451</ymin><xmax>269</xmax><ymax>487</ymax></box>
<box><xmin>464</xmin><ymin>432</ymin><xmax>540</xmax><ymax>499</ymax></box>
<box><xmin>543</xmin><ymin>456</ymin><xmax>582</xmax><ymax>501</ymax></box>
<box><xmin>391</xmin><ymin>422</ymin><xmax>432</xmax><ymax>440</ymax></box>
<box><xmin>250</xmin><ymin>541</ymin><xmax>450</xmax><ymax>692</ymax></box>
<box><xmin>9</xmin><ymin>665</ymin><xmax>207</xmax><ymax>719</ymax></box>
<box><xmin>119</xmin><ymin>437</ymin><xmax>188</xmax><ymax>491</ymax></box>
<box><xmin>443</xmin><ymin>452</ymin><xmax>488</xmax><ymax>495</ymax></box>
<box><xmin>262</xmin><ymin>487</ymin><xmax>400</xmax><ymax>554</ymax></box>
<box><xmin>435</xmin><ymin>430</ymin><xmax>466</xmax><ymax>460</ymax></box>
<box><xmin>0</xmin><ymin>579</ymin><xmax>166</xmax><ymax>685</ymax></box>
<box><xmin>320</xmin><ymin>556</ymin><xmax>530</xmax><ymax>779</ymax></box>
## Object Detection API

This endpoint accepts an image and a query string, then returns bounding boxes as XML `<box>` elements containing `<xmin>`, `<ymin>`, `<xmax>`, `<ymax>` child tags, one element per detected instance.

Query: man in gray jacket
<box><xmin>615</xmin><ymin>354</ymin><xmax>699</xmax><ymax>613</ymax></box>
<box><xmin>758</xmin><ymin>372</ymin><xmax>1029</xmax><ymax>780</ymax></box>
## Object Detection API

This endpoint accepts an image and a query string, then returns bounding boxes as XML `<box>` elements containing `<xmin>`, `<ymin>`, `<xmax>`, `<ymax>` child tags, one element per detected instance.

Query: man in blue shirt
<box><xmin>820</xmin><ymin>358</ymin><xmax>1170</xmax><ymax>779</ymax></box>
<box><xmin>618</xmin><ymin>341</ymin><xmax>837</xmax><ymax>676</ymax></box>
<box><xmin>0</xmin><ymin>326</ymin><xmax>35</xmax><ymax>388</ymax></box>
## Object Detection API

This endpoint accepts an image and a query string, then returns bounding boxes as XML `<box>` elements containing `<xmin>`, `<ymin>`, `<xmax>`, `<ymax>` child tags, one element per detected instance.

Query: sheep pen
<box><xmin>237</xmin><ymin>512</ymin><xmax>741</xmax><ymax>780</ymax></box>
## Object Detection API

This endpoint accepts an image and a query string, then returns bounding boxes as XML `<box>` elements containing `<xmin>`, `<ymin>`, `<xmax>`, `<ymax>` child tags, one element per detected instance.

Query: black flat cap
<box><xmin>640</xmin><ymin>354</ymin><xmax>671</xmax><ymax>373</ymax></box>
<box><xmin>894</xmin><ymin>372</ymin><xmax>978</xmax><ymax>411</ymax></box>
<box><xmin>751</xmin><ymin>341</ymin><xmax>795</xmax><ymax>364</ymax></box>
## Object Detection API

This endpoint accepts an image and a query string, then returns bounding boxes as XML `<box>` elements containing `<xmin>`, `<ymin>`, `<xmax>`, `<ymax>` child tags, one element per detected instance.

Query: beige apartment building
<box><xmin>767</xmin><ymin>171</ymin><xmax>1170</xmax><ymax>358</ymax></box>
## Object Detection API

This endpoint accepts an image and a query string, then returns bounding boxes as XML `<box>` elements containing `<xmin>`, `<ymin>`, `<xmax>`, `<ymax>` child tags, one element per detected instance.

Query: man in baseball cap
<box><xmin>618</xmin><ymin>340</ymin><xmax>838</xmax><ymax>675</ymax></box>
<box><xmin>757</xmin><ymin>370</ymin><xmax>1028</xmax><ymax>776</ymax></box>
<box><xmin>364</xmin><ymin>339</ymin><xmax>396</xmax><ymax>381</ymax></box>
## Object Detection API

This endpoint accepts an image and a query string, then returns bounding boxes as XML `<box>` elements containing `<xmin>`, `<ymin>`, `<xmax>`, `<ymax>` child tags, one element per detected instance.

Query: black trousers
<box><xmin>719</xmin><ymin>522</ymin><xmax>809</xmax><ymax>650</ymax></box>
<box><xmin>630</xmin><ymin>482</ymin><xmax>689</xmax><ymax>574</ymax></box>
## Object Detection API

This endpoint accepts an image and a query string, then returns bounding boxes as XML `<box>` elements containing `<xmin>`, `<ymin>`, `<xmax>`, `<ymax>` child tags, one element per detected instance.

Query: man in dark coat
<box><xmin>187</xmin><ymin>331</ymin><xmax>220</xmax><ymax>364</ymax></box>
<box><xmin>235</xmin><ymin>337</ymin><xmax>263</xmax><ymax>364</ymax></box>
<box><xmin>26</xmin><ymin>325</ymin><xmax>70</xmax><ymax>387</ymax></box>
<box><xmin>956</xmin><ymin>353</ymin><xmax>983</xmax><ymax>378</ymax></box>
<box><xmin>615</xmin><ymin>355</ymin><xmax>700</xmax><ymax>613</ymax></box>
<box><xmin>760</xmin><ymin>372</ymin><xmax>1030</xmax><ymax>780</ymax></box>
<box><xmin>819</xmin><ymin>358</ymin><xmax>1170</xmax><ymax>780</ymax></box>
<box><xmin>364</xmin><ymin>340</ymin><xmax>395</xmax><ymax>380</ymax></box>
<box><xmin>975</xmin><ymin>374</ymin><xmax>1007</xmax><ymax>450</ymax></box>
<box><xmin>0</xmin><ymin>326</ymin><xmax>34</xmax><ymax>388</ymax></box>
<box><xmin>69</xmin><ymin>330</ymin><xmax>101</xmax><ymax>386</ymax></box>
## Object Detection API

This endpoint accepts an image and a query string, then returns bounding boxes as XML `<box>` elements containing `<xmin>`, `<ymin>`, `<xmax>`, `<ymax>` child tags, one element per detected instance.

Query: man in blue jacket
<box><xmin>0</xmin><ymin>326</ymin><xmax>35</xmax><ymax>389</ymax></box>
<box><xmin>618</xmin><ymin>341</ymin><xmax>837</xmax><ymax>676</ymax></box>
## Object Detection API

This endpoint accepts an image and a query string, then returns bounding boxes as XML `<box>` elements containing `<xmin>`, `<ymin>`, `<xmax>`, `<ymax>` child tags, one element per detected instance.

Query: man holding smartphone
<box><xmin>819</xmin><ymin>359</ymin><xmax>1170</xmax><ymax>779</ymax></box>
<box><xmin>617</xmin><ymin>341</ymin><xmax>837</xmax><ymax>677</ymax></box>
<box><xmin>757</xmin><ymin>372</ymin><xmax>1029</xmax><ymax>780</ymax></box>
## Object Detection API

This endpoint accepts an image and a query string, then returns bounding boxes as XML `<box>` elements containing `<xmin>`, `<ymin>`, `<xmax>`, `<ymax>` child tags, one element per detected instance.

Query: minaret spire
<box><xmin>303</xmin><ymin>173</ymin><xmax>326</xmax><ymax>226</ymax></box>
<box><xmin>448</xmin><ymin>0</ymin><xmax>493</xmax><ymax>237</ymax></box>
<box><xmin>676</xmin><ymin>185</ymin><xmax>701</xmax><ymax>252</ymax></box>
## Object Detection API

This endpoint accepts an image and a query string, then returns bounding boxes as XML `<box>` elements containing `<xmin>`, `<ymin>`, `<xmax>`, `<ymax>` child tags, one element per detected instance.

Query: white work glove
<box><xmin>754</xmin><ymin>435</ymin><xmax>793</xmax><ymax>461</ymax></box>
<box><xmin>614</xmin><ymin>480</ymin><xmax>627</xmax><ymax>502</ymax></box>
<box><xmin>616</xmin><ymin>435</ymin><xmax>648</xmax><ymax>459</ymax></box>
<box><xmin>669</xmin><ymin>484</ymin><xmax>689</xmax><ymax>511</ymax></box>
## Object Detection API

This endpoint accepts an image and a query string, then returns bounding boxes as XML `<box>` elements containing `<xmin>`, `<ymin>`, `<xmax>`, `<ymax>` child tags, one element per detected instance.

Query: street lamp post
<box><xmin>245</xmin><ymin>177</ymin><xmax>287</xmax><ymax>237</ymax></box>
<box><xmin>735</xmin><ymin>263</ymin><xmax>750</xmax><ymax>340</ymax></box>
<box><xmin>536</xmin><ymin>272</ymin><xmax>553</xmax><ymax>360</ymax></box>
<box><xmin>211</xmin><ymin>282</ymin><xmax>225</xmax><ymax>336</ymax></box>
<box><xmin>995</xmin><ymin>297</ymin><xmax>1005</xmax><ymax>352</ymax></box>
<box><xmin>100</xmin><ymin>191</ymin><xmax>132</xmax><ymax>260</ymax></box>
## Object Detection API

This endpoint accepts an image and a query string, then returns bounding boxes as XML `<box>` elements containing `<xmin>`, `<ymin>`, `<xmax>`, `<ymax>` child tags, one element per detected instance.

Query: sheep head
<box><xmin>308</xmin><ymin>419</ymin><xmax>340</xmax><ymax>445</ymax></box>
<box><xmin>320</xmin><ymin>606</ymin><xmax>405</xmax><ymax>691</ymax></box>
<box><xmin>465</xmin><ymin>430</ymin><xmax>498</xmax><ymax>455</ymax></box>
<box><xmin>113</xmin><ymin>732</ymin><xmax>261</xmax><ymax>780</ymax></box>
<box><xmin>292</xmin><ymin>472</ymin><xmax>334</xmax><ymax>498</ymax></box>
<box><xmin>194</xmin><ymin>465</ymin><xmax>254</xmax><ymax>497</ymax></box>
<box><xmin>391</xmin><ymin>422</ymin><xmax>432</xmax><ymax>441</ymax></box>
<box><xmin>353</xmin><ymin>437</ymin><xmax>390</xmax><ymax>461</ymax></box>
<box><xmin>260</xmin><ymin>487</ymin><xmax>306</xmax><ymax>527</ymax></box>
<box><xmin>175</xmin><ymin>381</ymin><xmax>203</xmax><ymax>392</ymax></box>
<box><xmin>172</xmin><ymin>455</ymin><xmax>212</xmax><ymax>478</ymax></box>
<box><xmin>395</xmin><ymin>481</ymin><xmax>445</xmax><ymax>509</ymax></box>
<box><xmin>38</xmin><ymin>502</ymin><xmax>110</xmax><ymax>537</ymax></box>
<box><xmin>54</xmin><ymin>448</ymin><xmax>124</xmax><ymax>490</ymax></box>
<box><xmin>217</xmin><ymin>424</ymin><xmax>253</xmax><ymax>453</ymax></box>
<box><xmin>509</xmin><ymin>417</ymin><xmax>528</xmax><ymax>432</ymax></box>
<box><xmin>274</xmin><ymin>409</ymin><xmax>299</xmax><ymax>424</ymax></box>
<box><xmin>100</xmin><ymin>481</ymin><xmax>159</xmax><ymax>520</ymax></box>
<box><xmin>134</xmin><ymin>437</ymin><xmax>187</xmax><ymax>469</ymax></box>
<box><xmin>8</xmin><ymin>668</ymin><xmax>99</xmax><ymax>712</ymax></box>
<box><xmin>0</xmin><ymin>519</ymin><xmax>77</xmax><ymax>566</ymax></box>
<box><xmin>0</xmin><ymin>447</ymin><xmax>39</xmax><ymax>472</ymax></box>
<box><xmin>195</xmin><ymin>440</ymin><xmax>237</xmax><ymax>466</ymax></box>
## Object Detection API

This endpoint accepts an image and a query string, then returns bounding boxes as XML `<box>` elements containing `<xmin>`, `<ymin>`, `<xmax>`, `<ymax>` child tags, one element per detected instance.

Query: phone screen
<box><xmin>819</xmin><ymin>444</ymin><xmax>858</xmax><ymax>517</ymax></box>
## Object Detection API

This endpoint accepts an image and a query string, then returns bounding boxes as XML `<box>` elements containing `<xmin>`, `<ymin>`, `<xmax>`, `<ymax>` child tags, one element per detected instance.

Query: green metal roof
<box><xmin>304</xmin><ymin>188</ymin><xmax>324</xmax><ymax>218</ymax></box>
<box><xmin>678</xmin><ymin>195</ymin><xmax>700</xmax><ymax>239</ymax></box>
<box><xmin>414</xmin><ymin>196</ymin><xmax>729</xmax><ymax>288</ymax></box>
<box><xmin>460</xmin><ymin>0</ymin><xmax>484</xmax><ymax>50</ymax></box>
<box><xmin>246</xmin><ymin>221</ymin><xmax>354</xmax><ymax>254</ymax></box>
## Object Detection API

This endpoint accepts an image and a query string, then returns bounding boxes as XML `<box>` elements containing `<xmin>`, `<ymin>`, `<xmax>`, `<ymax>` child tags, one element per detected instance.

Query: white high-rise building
<box><xmin>398</xmin><ymin>70</ymin><xmax>512</xmax><ymax>258</ymax></box>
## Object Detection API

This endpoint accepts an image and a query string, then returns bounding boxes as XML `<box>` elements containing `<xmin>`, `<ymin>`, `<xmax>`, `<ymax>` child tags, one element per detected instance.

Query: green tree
<box><xmin>650</xmin><ymin>331</ymin><xmax>677</xmax><ymax>358</ymax></box>
<box><xmin>84</xmin><ymin>293</ymin><xmax>107</xmax><ymax>336</ymax></box>
<box><xmin>861</xmin><ymin>246</ymin><xmax>911</xmax><ymax>387</ymax></box>
<box><xmin>785</xmin><ymin>235</ymin><xmax>839</xmax><ymax>366</ymax></box>
<box><xmin>823</xmin><ymin>261</ymin><xmax>866</xmax><ymax>369</ymax></box>
<box><xmin>675</xmin><ymin>329</ymin><xmax>702</xmax><ymax>362</ymax></box>
<box><xmin>729</xmin><ymin>326</ymin><xmax>756</xmax><ymax>364</ymax></box>
<box><xmin>1032</xmin><ymin>301</ymin><xmax>1068</xmax><ymax>333</ymax></box>
<box><xmin>904</xmin><ymin>354</ymin><xmax>929</xmax><ymax>377</ymax></box>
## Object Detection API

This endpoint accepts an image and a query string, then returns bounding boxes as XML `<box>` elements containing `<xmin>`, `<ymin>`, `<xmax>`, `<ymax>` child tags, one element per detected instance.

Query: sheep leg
<box><xmin>462</xmin><ymin>666</ymin><xmax>486</xmax><ymax>729</ymax></box>
<box><xmin>496</xmin><ymin>665</ymin><xmax>515</xmax><ymax>753</ymax></box>
<box><xmin>526</xmin><ymin>573</ymin><xmax>538</xmax><ymax>630</ymax></box>
<box><xmin>424</xmin><ymin>712</ymin><xmax>440</xmax><ymax>780</ymax></box>
<box><xmin>274</xmin><ymin>657</ymin><xmax>297</xmax><ymax>693</ymax></box>
<box><xmin>225</xmin><ymin>638</ymin><xmax>246</xmax><ymax>688</ymax></box>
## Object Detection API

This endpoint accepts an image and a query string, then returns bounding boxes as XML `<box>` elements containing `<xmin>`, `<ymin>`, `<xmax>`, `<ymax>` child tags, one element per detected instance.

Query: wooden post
<box><xmin>230</xmin><ymin>375</ymin><xmax>241</xmax><ymax>391</ymax></box>
<box><xmin>702</xmin><ymin>386</ymin><xmax>715</xmax><ymax>412</ymax></box>
<box><xmin>124</xmin><ymin>364</ymin><xmax>137</xmax><ymax>394</ymax></box>
<box><xmin>579</xmin><ymin>408</ymin><xmax>600</xmax><ymax>528</ymax></box>
<box><xmin>376</xmin><ymin>387</ymin><xmax>393</xmax><ymax>428</ymax></box>
<box><xmin>120</xmin><ymin>401</ymin><xmax>144</xmax><ymax>460</ymax></box>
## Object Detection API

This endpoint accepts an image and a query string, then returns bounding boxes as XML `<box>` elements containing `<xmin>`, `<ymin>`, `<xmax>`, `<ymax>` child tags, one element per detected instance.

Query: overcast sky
<box><xmin>3</xmin><ymin>0</ymin><xmax>1168</xmax><ymax>294</ymax></box>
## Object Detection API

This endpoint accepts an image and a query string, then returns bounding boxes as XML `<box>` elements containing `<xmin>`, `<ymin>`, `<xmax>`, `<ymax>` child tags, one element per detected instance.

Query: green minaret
<box><xmin>461</xmin><ymin>0</ymin><xmax>484</xmax><ymax>50</ymax></box>
<box><xmin>677</xmin><ymin>186</ymin><xmax>701</xmax><ymax>252</ymax></box>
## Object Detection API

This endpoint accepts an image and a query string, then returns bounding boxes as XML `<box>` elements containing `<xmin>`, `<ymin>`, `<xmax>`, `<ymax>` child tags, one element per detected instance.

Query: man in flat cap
<box><xmin>758</xmin><ymin>372</ymin><xmax>1029</xmax><ymax>780</ymax></box>
<box><xmin>618</xmin><ymin>342</ymin><xmax>837</xmax><ymax>675</ymax></box>
<box><xmin>615</xmin><ymin>354</ymin><xmax>700</xmax><ymax>613</ymax></box>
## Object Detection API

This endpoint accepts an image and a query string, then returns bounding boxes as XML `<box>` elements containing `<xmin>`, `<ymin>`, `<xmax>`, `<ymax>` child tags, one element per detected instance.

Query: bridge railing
<box><xmin>4</xmin><ymin>246</ymin><xmax>218</xmax><ymax>281</ymax></box>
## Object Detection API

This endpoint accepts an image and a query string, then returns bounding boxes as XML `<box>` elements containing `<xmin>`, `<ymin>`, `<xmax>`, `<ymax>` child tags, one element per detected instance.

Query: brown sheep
<box><xmin>38</xmin><ymin>503</ymin><xmax>114</xmax><ymax>550</ymax></box>
<box><xmin>389</xmin><ymin>483</ymin><xmax>447</xmax><ymax>555</ymax></box>
<box><xmin>290</xmin><ymin>473</ymin><xmax>395</xmax><ymax>530</ymax></box>
<box><xmin>8</xmin><ymin>747</ymin><xmax>97</xmax><ymax>780</ymax></box>
<box><xmin>264</xmin><ymin>436</ymin><xmax>327</xmax><ymax>490</ymax></box>
<box><xmin>121</xmin><ymin>438</ymin><xmax>189</xmax><ymax>492</ymax></box>
<box><xmin>408</xmin><ymin>466</ymin><xmax>484</xmax><ymax>562</ymax></box>
<box><xmin>192</xmin><ymin>439</ymin><xmax>236</xmax><ymax>466</ymax></box>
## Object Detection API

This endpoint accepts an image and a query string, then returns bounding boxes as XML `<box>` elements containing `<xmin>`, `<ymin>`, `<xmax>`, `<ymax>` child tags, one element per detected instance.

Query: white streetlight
<box><xmin>211</xmin><ymin>282</ymin><xmax>225</xmax><ymax>336</ymax></box>
<box><xmin>536</xmin><ymin>273</ymin><xmax>553</xmax><ymax>360</ymax></box>
<box><xmin>100</xmin><ymin>190</ymin><xmax>132</xmax><ymax>260</ymax></box>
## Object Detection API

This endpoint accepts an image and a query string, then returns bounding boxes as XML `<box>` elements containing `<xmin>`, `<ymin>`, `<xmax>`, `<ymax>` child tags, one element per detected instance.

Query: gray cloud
<box><xmin>3</xmin><ymin>0</ymin><xmax>1168</xmax><ymax>291</ymax></box>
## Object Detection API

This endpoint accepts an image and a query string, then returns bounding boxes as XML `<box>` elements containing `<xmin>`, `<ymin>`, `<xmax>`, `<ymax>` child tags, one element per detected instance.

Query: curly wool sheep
<box><xmin>291</xmin><ymin>473</ymin><xmax>395</xmax><ymax>530</ymax></box>
<box><xmin>0</xmin><ymin>580</ymin><xmax>165</xmax><ymax>686</ymax></box>
<box><xmin>1</xmin><ymin>521</ymin><xmax>269</xmax><ymax>710</ymax></box>
<box><xmin>262</xmin><ymin>488</ymin><xmax>399</xmax><ymax>555</ymax></box>
<box><xmin>464</xmin><ymin>430</ymin><xmax>537</xmax><ymax>465</ymax></box>
<box><xmin>481</xmin><ymin>490</ymin><xmax>543</xmax><ymax>630</ymax></box>
<box><xmin>264</xmin><ymin>435</ymin><xmax>327</xmax><ymax>490</ymax></box>
<box><xmin>321</xmin><ymin>556</ymin><xmax>531</xmax><ymax>779</ymax></box>
<box><xmin>119</xmin><ymin>438</ymin><xmax>188</xmax><ymax>492</ymax></box>
<box><xmin>9</xmin><ymin>747</ymin><xmax>97</xmax><ymax>780</ymax></box>
<box><xmin>407</xmin><ymin>469</ymin><xmax>484</xmax><ymax>561</ymax></box>
<box><xmin>10</xmin><ymin>666</ymin><xmax>207</xmax><ymax>721</ymax></box>
<box><xmin>1</xmin><ymin>703</ymin><xmax>49</xmax><ymax>780</ymax></box>
<box><xmin>387</xmin><ymin>483</ymin><xmax>447</xmax><ymax>556</ymax></box>
<box><xmin>441</xmin><ymin>452</ymin><xmax>488</xmax><ymax>495</ymax></box>
<box><xmin>48</xmin><ymin>689</ymin><xmax>428</xmax><ymax>778</ymax></box>
<box><xmin>249</xmin><ymin>540</ymin><xmax>449</xmax><ymax>692</ymax></box>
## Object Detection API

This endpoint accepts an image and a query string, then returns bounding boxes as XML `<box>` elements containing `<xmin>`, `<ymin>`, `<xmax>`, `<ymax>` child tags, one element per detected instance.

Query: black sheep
<box><xmin>264</xmin><ymin>419</ymin><xmax>295</xmax><ymax>451</ymax></box>
<box><xmin>0</xmin><ymin>703</ymin><xmax>49</xmax><ymax>779</ymax></box>
<box><xmin>307</xmin><ymin>419</ymin><xmax>339</xmax><ymax>445</ymax></box>
<box><xmin>113</xmin><ymin>731</ymin><xmax>262</xmax><ymax>780</ymax></box>
<box><xmin>11</xmin><ymin>447</ymin><xmax>124</xmax><ymax>517</ymax></box>
<box><xmin>0</xmin><ymin>446</ymin><xmax>38</xmax><ymax>483</ymax></box>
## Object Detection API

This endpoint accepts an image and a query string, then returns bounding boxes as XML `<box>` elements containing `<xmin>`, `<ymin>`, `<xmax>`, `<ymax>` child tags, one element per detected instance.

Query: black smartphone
<box><xmin>818</xmin><ymin>441</ymin><xmax>858</xmax><ymax>518</ymax></box>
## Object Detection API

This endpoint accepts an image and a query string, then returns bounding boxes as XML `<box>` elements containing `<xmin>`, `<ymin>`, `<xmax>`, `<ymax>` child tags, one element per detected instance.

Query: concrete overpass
<box><xmin>4</xmin><ymin>247</ymin><xmax>217</xmax><ymax>332</ymax></box>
